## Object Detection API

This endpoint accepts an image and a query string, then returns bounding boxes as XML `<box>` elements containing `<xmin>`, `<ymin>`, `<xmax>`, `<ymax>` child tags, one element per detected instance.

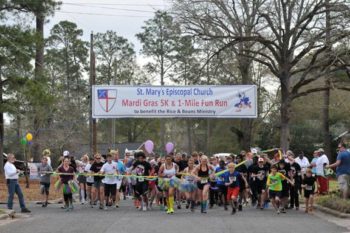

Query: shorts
<box><xmin>304</xmin><ymin>190</ymin><xmax>315</xmax><ymax>198</ymax></box>
<box><xmin>104</xmin><ymin>183</ymin><xmax>116</xmax><ymax>197</ymax></box>
<box><xmin>338</xmin><ymin>174</ymin><xmax>350</xmax><ymax>194</ymax></box>
<box><xmin>87</xmin><ymin>182</ymin><xmax>94</xmax><ymax>187</ymax></box>
<box><xmin>281</xmin><ymin>181</ymin><xmax>290</xmax><ymax>198</ymax></box>
<box><xmin>227</xmin><ymin>187</ymin><xmax>240</xmax><ymax>200</ymax></box>
<box><xmin>116</xmin><ymin>180</ymin><xmax>122</xmax><ymax>190</ymax></box>
<box><xmin>40</xmin><ymin>182</ymin><xmax>50</xmax><ymax>195</ymax></box>
<box><xmin>94</xmin><ymin>179</ymin><xmax>103</xmax><ymax>189</ymax></box>
<box><xmin>269</xmin><ymin>190</ymin><xmax>281</xmax><ymax>199</ymax></box>
<box><xmin>197</xmin><ymin>181</ymin><xmax>209</xmax><ymax>190</ymax></box>
<box><xmin>77</xmin><ymin>175</ymin><xmax>86</xmax><ymax>184</ymax></box>
<box><xmin>135</xmin><ymin>181</ymin><xmax>149</xmax><ymax>197</ymax></box>
<box><xmin>256</xmin><ymin>181</ymin><xmax>266</xmax><ymax>194</ymax></box>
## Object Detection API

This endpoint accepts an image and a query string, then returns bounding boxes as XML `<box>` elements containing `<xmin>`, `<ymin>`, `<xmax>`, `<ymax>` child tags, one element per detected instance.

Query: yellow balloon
<box><xmin>26</xmin><ymin>133</ymin><xmax>33</xmax><ymax>141</ymax></box>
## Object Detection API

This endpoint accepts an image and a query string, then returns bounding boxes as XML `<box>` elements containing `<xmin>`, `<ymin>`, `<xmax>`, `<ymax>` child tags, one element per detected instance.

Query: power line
<box><xmin>64</xmin><ymin>2</ymin><xmax>157</xmax><ymax>13</ymax></box>
<box><xmin>64</xmin><ymin>2</ymin><xmax>170</xmax><ymax>7</ymax></box>
<box><xmin>56</xmin><ymin>11</ymin><xmax>152</xmax><ymax>18</ymax></box>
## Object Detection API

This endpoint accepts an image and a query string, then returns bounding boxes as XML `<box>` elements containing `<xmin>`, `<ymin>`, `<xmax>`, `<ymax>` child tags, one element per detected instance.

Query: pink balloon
<box><xmin>165</xmin><ymin>142</ymin><xmax>174</xmax><ymax>154</ymax></box>
<box><xmin>144</xmin><ymin>140</ymin><xmax>154</xmax><ymax>153</ymax></box>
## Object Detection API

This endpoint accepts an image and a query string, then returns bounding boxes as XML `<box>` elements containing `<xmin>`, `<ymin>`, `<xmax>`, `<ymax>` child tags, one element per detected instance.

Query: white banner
<box><xmin>28</xmin><ymin>162</ymin><xmax>40</xmax><ymax>180</ymax></box>
<box><xmin>92</xmin><ymin>85</ymin><xmax>257</xmax><ymax>118</ymax></box>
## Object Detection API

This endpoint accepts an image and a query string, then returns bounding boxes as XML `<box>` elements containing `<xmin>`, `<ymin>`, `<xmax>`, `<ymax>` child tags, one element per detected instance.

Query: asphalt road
<box><xmin>0</xmin><ymin>201</ymin><xmax>348</xmax><ymax>233</ymax></box>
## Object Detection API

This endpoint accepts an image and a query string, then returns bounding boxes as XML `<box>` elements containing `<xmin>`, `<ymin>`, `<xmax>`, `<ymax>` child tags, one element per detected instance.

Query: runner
<box><xmin>148</xmin><ymin>160</ymin><xmax>159</xmax><ymax>210</ymax></box>
<box><xmin>90</xmin><ymin>153</ymin><xmax>105</xmax><ymax>209</ymax></box>
<box><xmin>216</xmin><ymin>160</ymin><xmax>228</xmax><ymax>210</ymax></box>
<box><xmin>266</xmin><ymin>165</ymin><xmax>294</xmax><ymax>214</ymax></box>
<box><xmin>222</xmin><ymin>163</ymin><xmax>248</xmax><ymax>215</ymax></box>
<box><xmin>250</xmin><ymin>157</ymin><xmax>269</xmax><ymax>210</ymax></box>
<box><xmin>277</xmin><ymin>160</ymin><xmax>291</xmax><ymax>213</ymax></box>
<box><xmin>158</xmin><ymin>155</ymin><xmax>180</xmax><ymax>214</ymax></box>
<box><xmin>192</xmin><ymin>155</ymin><xmax>215</xmax><ymax>213</ymax></box>
<box><xmin>302</xmin><ymin>168</ymin><xmax>316</xmax><ymax>213</ymax></box>
<box><xmin>235</xmin><ymin>154</ymin><xmax>249</xmax><ymax>211</ymax></box>
<box><xmin>111</xmin><ymin>150</ymin><xmax>126</xmax><ymax>208</ymax></box>
<box><xmin>37</xmin><ymin>156</ymin><xmax>53</xmax><ymax>207</ymax></box>
<box><xmin>287</xmin><ymin>151</ymin><xmax>302</xmax><ymax>210</ymax></box>
<box><xmin>100</xmin><ymin>153</ymin><xmax>118</xmax><ymax>210</ymax></box>
<box><xmin>180</xmin><ymin>158</ymin><xmax>197</xmax><ymax>212</ymax></box>
<box><xmin>132</xmin><ymin>151</ymin><xmax>152</xmax><ymax>211</ymax></box>
<box><xmin>77</xmin><ymin>154</ymin><xmax>89</xmax><ymax>204</ymax></box>
<box><xmin>85</xmin><ymin>157</ymin><xmax>94</xmax><ymax>205</ymax></box>
<box><xmin>57</xmin><ymin>157</ymin><xmax>76</xmax><ymax>211</ymax></box>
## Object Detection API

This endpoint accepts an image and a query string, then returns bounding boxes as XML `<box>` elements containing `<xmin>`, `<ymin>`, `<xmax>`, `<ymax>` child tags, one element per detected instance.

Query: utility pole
<box><xmin>90</xmin><ymin>32</ymin><xmax>97</xmax><ymax>154</ymax></box>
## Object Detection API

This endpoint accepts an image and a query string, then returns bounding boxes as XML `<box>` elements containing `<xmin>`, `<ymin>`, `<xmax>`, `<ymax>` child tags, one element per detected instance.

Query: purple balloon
<box><xmin>165</xmin><ymin>142</ymin><xmax>174</xmax><ymax>154</ymax></box>
<box><xmin>144</xmin><ymin>140</ymin><xmax>154</xmax><ymax>154</ymax></box>
<box><xmin>28</xmin><ymin>141</ymin><xmax>33</xmax><ymax>145</ymax></box>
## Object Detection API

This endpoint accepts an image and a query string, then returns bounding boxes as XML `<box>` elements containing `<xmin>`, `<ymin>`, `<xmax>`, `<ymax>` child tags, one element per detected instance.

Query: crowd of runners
<box><xmin>5</xmin><ymin>143</ymin><xmax>350</xmax><ymax>215</ymax></box>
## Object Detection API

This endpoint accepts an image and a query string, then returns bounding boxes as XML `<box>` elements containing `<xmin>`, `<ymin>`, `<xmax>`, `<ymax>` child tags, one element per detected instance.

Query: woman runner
<box><xmin>192</xmin><ymin>155</ymin><xmax>215</xmax><ymax>213</ymax></box>
<box><xmin>180</xmin><ymin>158</ymin><xmax>198</xmax><ymax>212</ymax></box>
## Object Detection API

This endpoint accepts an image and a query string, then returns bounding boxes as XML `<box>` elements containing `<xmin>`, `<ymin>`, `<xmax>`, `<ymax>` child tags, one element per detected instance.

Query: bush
<box><xmin>317</xmin><ymin>194</ymin><xmax>350</xmax><ymax>213</ymax></box>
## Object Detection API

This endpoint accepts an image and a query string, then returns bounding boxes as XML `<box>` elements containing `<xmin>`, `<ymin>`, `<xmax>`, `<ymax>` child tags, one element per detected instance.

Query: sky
<box><xmin>46</xmin><ymin>0</ymin><xmax>171</xmax><ymax>60</ymax></box>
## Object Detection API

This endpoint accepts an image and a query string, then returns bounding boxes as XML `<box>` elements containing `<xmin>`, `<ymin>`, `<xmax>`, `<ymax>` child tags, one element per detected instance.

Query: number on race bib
<box><xmin>201</xmin><ymin>178</ymin><xmax>208</xmax><ymax>184</ymax></box>
<box><xmin>138</xmin><ymin>177</ymin><xmax>144</xmax><ymax>182</ymax></box>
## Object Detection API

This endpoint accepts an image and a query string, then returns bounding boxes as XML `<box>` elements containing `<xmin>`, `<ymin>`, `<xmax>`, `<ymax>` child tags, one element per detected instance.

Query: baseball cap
<box><xmin>63</xmin><ymin>150</ymin><xmax>70</xmax><ymax>157</ymax></box>
<box><xmin>258</xmin><ymin>157</ymin><xmax>264</xmax><ymax>162</ymax></box>
<box><xmin>317</xmin><ymin>148</ymin><xmax>324</xmax><ymax>153</ymax></box>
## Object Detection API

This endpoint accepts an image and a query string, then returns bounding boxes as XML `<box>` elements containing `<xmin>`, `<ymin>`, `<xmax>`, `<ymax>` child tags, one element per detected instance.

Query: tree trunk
<box><xmin>0</xmin><ymin>66</ymin><xmax>4</xmax><ymax>174</ymax></box>
<box><xmin>186</xmin><ymin>119</ymin><xmax>192</xmax><ymax>154</ymax></box>
<box><xmin>32</xmin><ymin>12</ymin><xmax>45</xmax><ymax>162</ymax></box>
<box><xmin>280</xmin><ymin>74</ymin><xmax>291</xmax><ymax>152</ymax></box>
<box><xmin>323</xmin><ymin>0</ymin><xmax>332</xmax><ymax>161</ymax></box>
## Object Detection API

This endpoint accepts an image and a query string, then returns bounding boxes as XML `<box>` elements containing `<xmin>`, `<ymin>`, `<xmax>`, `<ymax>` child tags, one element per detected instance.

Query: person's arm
<box><xmin>282</xmin><ymin>173</ymin><xmax>294</xmax><ymax>186</ymax></box>
<box><xmin>191</xmin><ymin>165</ymin><xmax>200</xmax><ymax>180</ymax></box>
<box><xmin>328</xmin><ymin>160</ymin><xmax>341</xmax><ymax>169</ymax></box>
<box><xmin>158</xmin><ymin>164</ymin><xmax>165</xmax><ymax>177</ymax></box>
<box><xmin>266</xmin><ymin>175</ymin><xmax>271</xmax><ymax>187</ymax></box>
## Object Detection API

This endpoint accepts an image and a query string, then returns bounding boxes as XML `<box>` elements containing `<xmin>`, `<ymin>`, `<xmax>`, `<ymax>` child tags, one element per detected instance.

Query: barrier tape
<box><xmin>41</xmin><ymin>148</ymin><xmax>283</xmax><ymax>180</ymax></box>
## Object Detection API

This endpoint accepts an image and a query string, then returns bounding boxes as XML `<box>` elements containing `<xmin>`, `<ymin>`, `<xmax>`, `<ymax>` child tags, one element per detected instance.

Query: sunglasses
<box><xmin>96</xmin><ymin>157</ymin><xmax>101</xmax><ymax>160</ymax></box>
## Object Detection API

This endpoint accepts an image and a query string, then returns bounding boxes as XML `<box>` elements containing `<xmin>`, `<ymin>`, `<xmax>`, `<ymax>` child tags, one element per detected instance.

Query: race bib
<box><xmin>201</xmin><ymin>178</ymin><xmax>208</xmax><ymax>184</ymax></box>
<box><xmin>305</xmin><ymin>185</ymin><xmax>313</xmax><ymax>191</ymax></box>
<box><xmin>138</xmin><ymin>177</ymin><xmax>144</xmax><ymax>182</ymax></box>
<box><xmin>229</xmin><ymin>177</ymin><xmax>236</xmax><ymax>182</ymax></box>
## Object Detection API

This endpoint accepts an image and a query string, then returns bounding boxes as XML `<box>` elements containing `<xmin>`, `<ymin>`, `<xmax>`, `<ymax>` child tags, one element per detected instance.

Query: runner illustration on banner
<box><xmin>234</xmin><ymin>92</ymin><xmax>252</xmax><ymax>112</ymax></box>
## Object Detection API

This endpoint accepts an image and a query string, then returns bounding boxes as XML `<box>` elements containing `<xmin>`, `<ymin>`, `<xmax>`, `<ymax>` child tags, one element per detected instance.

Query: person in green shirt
<box><xmin>267</xmin><ymin>165</ymin><xmax>294</xmax><ymax>214</ymax></box>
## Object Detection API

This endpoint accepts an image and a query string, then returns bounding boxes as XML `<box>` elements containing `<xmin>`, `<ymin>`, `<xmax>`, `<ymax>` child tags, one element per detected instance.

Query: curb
<box><xmin>314</xmin><ymin>204</ymin><xmax>350</xmax><ymax>218</ymax></box>
<box><xmin>0</xmin><ymin>214</ymin><xmax>8</xmax><ymax>220</ymax></box>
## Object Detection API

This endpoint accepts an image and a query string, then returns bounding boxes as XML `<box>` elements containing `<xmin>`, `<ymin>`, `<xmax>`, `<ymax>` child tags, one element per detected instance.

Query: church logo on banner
<box><xmin>97</xmin><ymin>89</ymin><xmax>117</xmax><ymax>112</ymax></box>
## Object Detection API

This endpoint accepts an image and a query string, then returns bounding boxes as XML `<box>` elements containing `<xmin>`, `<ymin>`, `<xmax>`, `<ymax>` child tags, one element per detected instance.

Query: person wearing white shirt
<box><xmin>295</xmin><ymin>152</ymin><xmax>310</xmax><ymax>177</ymax></box>
<box><xmin>4</xmin><ymin>153</ymin><xmax>31</xmax><ymax>213</ymax></box>
<box><xmin>100</xmin><ymin>153</ymin><xmax>118</xmax><ymax>210</ymax></box>
<box><xmin>315</xmin><ymin>148</ymin><xmax>329</xmax><ymax>194</ymax></box>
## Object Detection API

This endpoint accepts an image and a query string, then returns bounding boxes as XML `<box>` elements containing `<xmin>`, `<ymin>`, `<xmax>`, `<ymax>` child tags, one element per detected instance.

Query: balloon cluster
<box><xmin>144</xmin><ymin>140</ymin><xmax>175</xmax><ymax>154</ymax></box>
<box><xmin>20</xmin><ymin>133</ymin><xmax>33</xmax><ymax>146</ymax></box>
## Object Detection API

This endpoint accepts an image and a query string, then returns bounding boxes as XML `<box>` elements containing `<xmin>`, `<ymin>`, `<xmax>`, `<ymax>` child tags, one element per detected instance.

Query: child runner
<box><xmin>287</xmin><ymin>151</ymin><xmax>302</xmax><ymax>210</ymax></box>
<box><xmin>267</xmin><ymin>165</ymin><xmax>294</xmax><ymax>214</ymax></box>
<box><xmin>302</xmin><ymin>168</ymin><xmax>316</xmax><ymax>213</ymax></box>
<box><xmin>235</xmin><ymin>154</ymin><xmax>249</xmax><ymax>211</ymax></box>
<box><xmin>57</xmin><ymin>157</ymin><xmax>75</xmax><ymax>211</ymax></box>
<box><xmin>90</xmin><ymin>153</ymin><xmax>105</xmax><ymax>209</ymax></box>
<box><xmin>38</xmin><ymin>156</ymin><xmax>53</xmax><ymax>207</ymax></box>
<box><xmin>159</xmin><ymin>155</ymin><xmax>179</xmax><ymax>214</ymax></box>
<box><xmin>192</xmin><ymin>155</ymin><xmax>215</xmax><ymax>213</ymax></box>
<box><xmin>222</xmin><ymin>163</ymin><xmax>248</xmax><ymax>215</ymax></box>
<box><xmin>100</xmin><ymin>153</ymin><xmax>118</xmax><ymax>210</ymax></box>
<box><xmin>132</xmin><ymin>151</ymin><xmax>152</xmax><ymax>211</ymax></box>
<box><xmin>180</xmin><ymin>158</ymin><xmax>197</xmax><ymax>212</ymax></box>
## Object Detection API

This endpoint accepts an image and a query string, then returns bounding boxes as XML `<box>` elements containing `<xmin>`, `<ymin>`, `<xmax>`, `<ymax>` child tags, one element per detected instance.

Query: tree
<box><xmin>175</xmin><ymin>0</ymin><xmax>350</xmax><ymax>151</ymax></box>
<box><xmin>0</xmin><ymin>24</ymin><xmax>34</xmax><ymax>173</ymax></box>
<box><xmin>136</xmin><ymin>10</ymin><xmax>182</xmax><ymax>147</ymax></box>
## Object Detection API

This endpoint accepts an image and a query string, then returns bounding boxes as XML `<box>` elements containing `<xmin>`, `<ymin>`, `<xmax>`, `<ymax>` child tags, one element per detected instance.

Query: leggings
<box><xmin>64</xmin><ymin>193</ymin><xmax>73</xmax><ymax>203</ymax></box>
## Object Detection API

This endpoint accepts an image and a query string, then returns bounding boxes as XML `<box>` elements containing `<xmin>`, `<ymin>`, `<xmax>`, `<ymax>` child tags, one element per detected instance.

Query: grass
<box><xmin>0</xmin><ymin>209</ymin><xmax>5</xmax><ymax>214</ymax></box>
<box><xmin>316</xmin><ymin>194</ymin><xmax>350</xmax><ymax>213</ymax></box>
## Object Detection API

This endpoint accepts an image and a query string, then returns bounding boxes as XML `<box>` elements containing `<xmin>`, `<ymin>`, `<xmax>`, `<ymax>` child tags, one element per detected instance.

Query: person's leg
<box><xmin>289</xmin><ymin>185</ymin><xmax>295</xmax><ymax>208</ymax></box>
<box><xmin>79</xmin><ymin>182</ymin><xmax>85</xmax><ymax>204</ymax></box>
<box><xmin>45</xmin><ymin>184</ymin><xmax>50</xmax><ymax>206</ymax></box>
<box><xmin>7</xmin><ymin>180</ymin><xmax>16</xmax><ymax>210</ymax></box>
<box><xmin>309</xmin><ymin>195</ymin><xmax>314</xmax><ymax>212</ymax></box>
<box><xmin>209</xmin><ymin>188</ymin><xmax>215</xmax><ymax>208</ymax></box>
<box><xmin>68</xmin><ymin>193</ymin><xmax>73</xmax><ymax>210</ymax></box>
<box><xmin>201</xmin><ymin>184</ymin><xmax>210</xmax><ymax>213</ymax></box>
<box><xmin>167</xmin><ymin>187</ymin><xmax>175</xmax><ymax>213</ymax></box>
<box><xmin>63</xmin><ymin>193</ymin><xmax>69</xmax><ymax>209</ymax></box>
<box><xmin>14</xmin><ymin>181</ymin><xmax>26</xmax><ymax>210</ymax></box>
<box><xmin>295</xmin><ymin>185</ymin><xmax>300</xmax><ymax>209</ymax></box>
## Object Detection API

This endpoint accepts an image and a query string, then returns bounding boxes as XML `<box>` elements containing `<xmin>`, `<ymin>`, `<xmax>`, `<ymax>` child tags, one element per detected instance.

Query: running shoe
<box><xmin>231</xmin><ymin>208</ymin><xmax>236</xmax><ymax>215</ymax></box>
<box><xmin>143</xmin><ymin>205</ymin><xmax>147</xmax><ymax>211</ymax></box>
<box><xmin>238</xmin><ymin>204</ymin><xmax>242</xmax><ymax>211</ymax></box>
